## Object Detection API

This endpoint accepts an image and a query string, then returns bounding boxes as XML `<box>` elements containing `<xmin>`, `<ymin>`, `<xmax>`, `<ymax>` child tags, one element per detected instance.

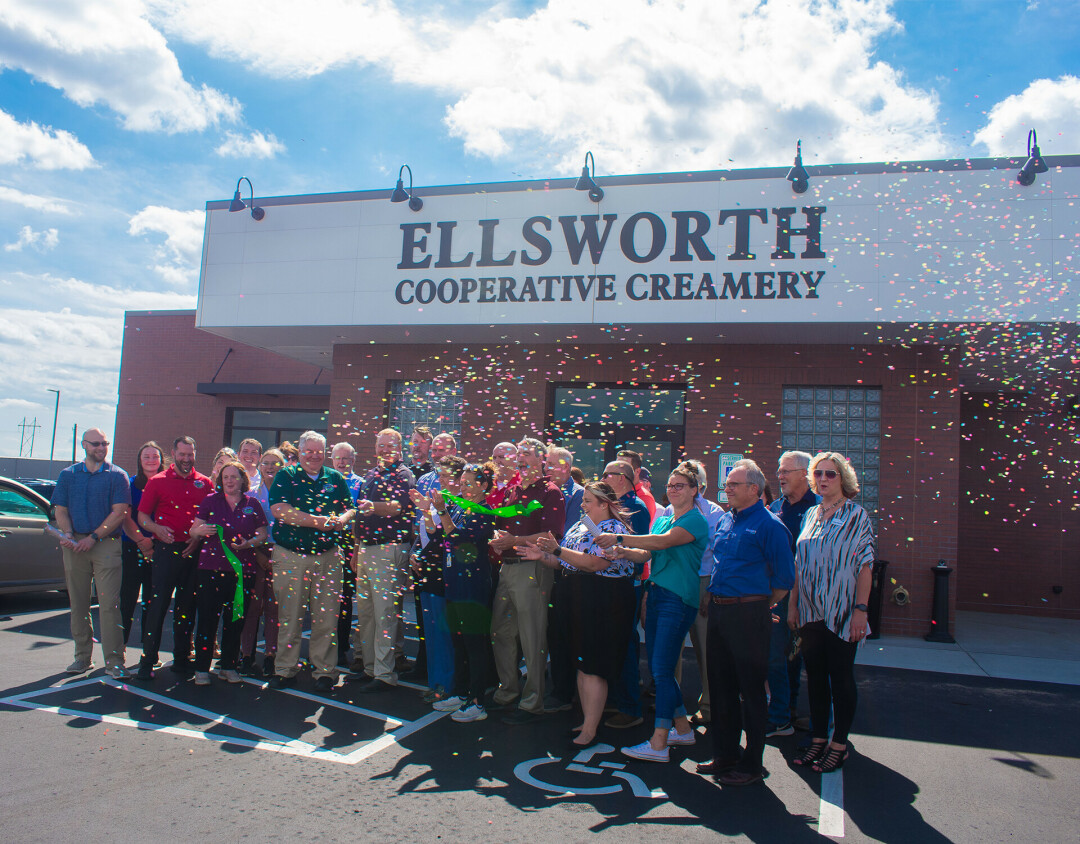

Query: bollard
<box><xmin>925</xmin><ymin>560</ymin><xmax>956</xmax><ymax>643</ymax></box>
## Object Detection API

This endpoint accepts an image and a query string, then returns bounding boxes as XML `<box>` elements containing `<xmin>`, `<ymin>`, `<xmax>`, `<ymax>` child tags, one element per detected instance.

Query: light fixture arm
<box><xmin>230</xmin><ymin>176</ymin><xmax>265</xmax><ymax>220</ymax></box>
<box><xmin>575</xmin><ymin>151</ymin><xmax>604</xmax><ymax>202</ymax></box>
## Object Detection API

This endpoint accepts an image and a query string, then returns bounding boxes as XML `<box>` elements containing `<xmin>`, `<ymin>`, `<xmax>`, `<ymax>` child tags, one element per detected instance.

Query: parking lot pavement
<box><xmin>2</xmin><ymin>594</ymin><xmax>1079</xmax><ymax>843</ymax></box>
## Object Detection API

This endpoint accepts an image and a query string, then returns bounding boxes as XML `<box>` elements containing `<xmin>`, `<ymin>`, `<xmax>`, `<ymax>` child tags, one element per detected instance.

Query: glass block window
<box><xmin>387</xmin><ymin>381</ymin><xmax>464</xmax><ymax>462</ymax></box>
<box><xmin>780</xmin><ymin>386</ymin><xmax>881</xmax><ymax>519</ymax></box>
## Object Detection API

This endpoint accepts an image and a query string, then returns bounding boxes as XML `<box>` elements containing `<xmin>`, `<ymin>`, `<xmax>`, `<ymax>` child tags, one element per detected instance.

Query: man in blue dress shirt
<box><xmin>700</xmin><ymin>460</ymin><xmax>795</xmax><ymax>786</ymax></box>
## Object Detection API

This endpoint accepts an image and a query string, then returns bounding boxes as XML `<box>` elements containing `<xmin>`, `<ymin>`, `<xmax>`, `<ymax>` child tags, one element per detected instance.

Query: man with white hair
<box><xmin>700</xmin><ymin>459</ymin><xmax>795</xmax><ymax>787</ymax></box>
<box><xmin>268</xmin><ymin>430</ymin><xmax>355</xmax><ymax>691</ymax></box>
<box><xmin>766</xmin><ymin>450</ymin><xmax>819</xmax><ymax>736</ymax></box>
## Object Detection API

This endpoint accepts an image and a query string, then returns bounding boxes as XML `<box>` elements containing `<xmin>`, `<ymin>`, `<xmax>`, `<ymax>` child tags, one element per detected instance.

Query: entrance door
<box><xmin>549</xmin><ymin>386</ymin><xmax>686</xmax><ymax>483</ymax></box>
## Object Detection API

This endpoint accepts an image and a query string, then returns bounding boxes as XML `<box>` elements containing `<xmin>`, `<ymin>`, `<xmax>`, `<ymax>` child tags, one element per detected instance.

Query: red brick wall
<box><xmin>957</xmin><ymin>392</ymin><xmax>1080</xmax><ymax>619</ymax></box>
<box><xmin>329</xmin><ymin>340</ymin><xmax>962</xmax><ymax>637</ymax></box>
<box><xmin>114</xmin><ymin>312</ymin><xmax>329</xmax><ymax>475</ymax></box>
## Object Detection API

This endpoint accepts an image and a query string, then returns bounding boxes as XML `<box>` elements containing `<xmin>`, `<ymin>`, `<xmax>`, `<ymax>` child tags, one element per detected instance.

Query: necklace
<box><xmin>817</xmin><ymin>499</ymin><xmax>842</xmax><ymax>523</ymax></box>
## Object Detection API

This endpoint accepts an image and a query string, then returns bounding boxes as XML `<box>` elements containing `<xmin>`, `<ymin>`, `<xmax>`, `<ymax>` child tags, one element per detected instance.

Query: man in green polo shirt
<box><xmin>268</xmin><ymin>430</ymin><xmax>355</xmax><ymax>691</ymax></box>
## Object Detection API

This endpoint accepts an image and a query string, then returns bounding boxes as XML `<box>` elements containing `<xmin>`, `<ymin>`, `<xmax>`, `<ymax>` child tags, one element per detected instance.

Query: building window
<box><xmin>780</xmin><ymin>386</ymin><xmax>880</xmax><ymax>518</ymax></box>
<box><xmin>226</xmin><ymin>409</ymin><xmax>329</xmax><ymax>451</ymax></box>
<box><xmin>387</xmin><ymin>381</ymin><xmax>464</xmax><ymax>461</ymax></box>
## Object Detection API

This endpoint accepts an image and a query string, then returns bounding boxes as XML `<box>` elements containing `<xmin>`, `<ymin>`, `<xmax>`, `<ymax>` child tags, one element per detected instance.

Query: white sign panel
<box><xmin>717</xmin><ymin>453</ymin><xmax>743</xmax><ymax>504</ymax></box>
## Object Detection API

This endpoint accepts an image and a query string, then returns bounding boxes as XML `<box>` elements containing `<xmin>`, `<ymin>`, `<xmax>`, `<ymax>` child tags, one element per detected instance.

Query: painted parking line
<box><xmin>0</xmin><ymin>675</ymin><xmax>447</xmax><ymax>765</ymax></box>
<box><xmin>818</xmin><ymin>769</ymin><xmax>845</xmax><ymax>838</ymax></box>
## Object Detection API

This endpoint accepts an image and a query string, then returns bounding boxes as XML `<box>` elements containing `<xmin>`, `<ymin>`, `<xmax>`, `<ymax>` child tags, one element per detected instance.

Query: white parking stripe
<box><xmin>818</xmin><ymin>769</ymin><xmax>845</xmax><ymax>838</ymax></box>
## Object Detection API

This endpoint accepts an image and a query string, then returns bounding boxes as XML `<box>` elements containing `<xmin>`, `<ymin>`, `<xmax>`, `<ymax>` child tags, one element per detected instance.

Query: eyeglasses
<box><xmin>666</xmin><ymin>482</ymin><xmax>690</xmax><ymax>492</ymax></box>
<box><xmin>604</xmin><ymin>472</ymin><xmax>633</xmax><ymax>482</ymax></box>
<box><xmin>83</xmin><ymin>440</ymin><xmax>109</xmax><ymax>447</ymax></box>
<box><xmin>723</xmin><ymin>481</ymin><xmax>749</xmax><ymax>490</ymax></box>
<box><xmin>776</xmin><ymin>469</ymin><xmax>797</xmax><ymax>476</ymax></box>
<box><xmin>300</xmin><ymin>450</ymin><xmax>323</xmax><ymax>457</ymax></box>
<box><xmin>813</xmin><ymin>469</ymin><xmax>839</xmax><ymax>479</ymax></box>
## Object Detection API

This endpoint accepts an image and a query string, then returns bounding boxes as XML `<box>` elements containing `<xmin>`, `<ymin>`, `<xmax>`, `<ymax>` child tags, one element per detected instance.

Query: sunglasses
<box><xmin>604</xmin><ymin>471</ymin><xmax>634</xmax><ymax>482</ymax></box>
<box><xmin>813</xmin><ymin>469</ymin><xmax>839</xmax><ymax>479</ymax></box>
<box><xmin>83</xmin><ymin>440</ymin><xmax>110</xmax><ymax>447</ymax></box>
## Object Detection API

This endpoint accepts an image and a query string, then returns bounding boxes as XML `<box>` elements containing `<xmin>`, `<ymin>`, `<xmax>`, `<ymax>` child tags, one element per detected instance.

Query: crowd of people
<box><xmin>51</xmin><ymin>422</ymin><xmax>875</xmax><ymax>786</ymax></box>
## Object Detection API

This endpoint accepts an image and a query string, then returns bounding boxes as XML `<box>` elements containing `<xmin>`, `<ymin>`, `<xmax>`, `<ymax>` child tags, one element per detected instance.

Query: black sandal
<box><xmin>792</xmin><ymin>740</ymin><xmax>827</xmax><ymax>767</ymax></box>
<box><xmin>812</xmin><ymin>744</ymin><xmax>849</xmax><ymax>773</ymax></box>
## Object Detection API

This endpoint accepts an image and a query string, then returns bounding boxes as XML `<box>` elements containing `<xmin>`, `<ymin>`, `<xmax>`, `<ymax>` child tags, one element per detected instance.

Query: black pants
<box><xmin>195</xmin><ymin>568</ymin><xmax>255</xmax><ymax>672</ymax></box>
<box><xmin>800</xmin><ymin>620</ymin><xmax>859</xmax><ymax>744</ymax></box>
<box><xmin>120</xmin><ymin>540</ymin><xmax>152</xmax><ymax>645</ymax></box>
<box><xmin>338</xmin><ymin>558</ymin><xmax>354</xmax><ymax>663</ymax></box>
<box><xmin>446</xmin><ymin>600</ymin><xmax>493</xmax><ymax>702</ymax></box>
<box><xmin>706</xmin><ymin>600</ymin><xmax>771</xmax><ymax>774</ymax></box>
<box><xmin>547</xmin><ymin>570</ymin><xmax>575</xmax><ymax>703</ymax></box>
<box><xmin>141</xmin><ymin>541</ymin><xmax>198</xmax><ymax>665</ymax></box>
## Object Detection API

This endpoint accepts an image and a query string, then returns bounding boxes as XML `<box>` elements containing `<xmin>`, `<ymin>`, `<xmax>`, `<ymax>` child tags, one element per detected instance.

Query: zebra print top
<box><xmin>795</xmin><ymin>501</ymin><xmax>875</xmax><ymax>642</ymax></box>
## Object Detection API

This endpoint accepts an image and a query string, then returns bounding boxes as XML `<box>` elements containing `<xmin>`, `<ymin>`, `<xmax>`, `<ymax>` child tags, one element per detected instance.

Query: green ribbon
<box><xmin>439</xmin><ymin>492</ymin><xmax>543</xmax><ymax>518</ymax></box>
<box><xmin>214</xmin><ymin>525</ymin><xmax>245</xmax><ymax>622</ymax></box>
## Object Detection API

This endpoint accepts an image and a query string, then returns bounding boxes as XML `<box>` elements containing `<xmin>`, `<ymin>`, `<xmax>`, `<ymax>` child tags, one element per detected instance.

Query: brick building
<box><xmin>115</xmin><ymin>156</ymin><xmax>1080</xmax><ymax>633</ymax></box>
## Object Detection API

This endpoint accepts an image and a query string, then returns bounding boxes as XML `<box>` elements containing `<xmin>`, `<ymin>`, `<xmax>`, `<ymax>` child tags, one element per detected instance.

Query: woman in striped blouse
<box><xmin>787</xmin><ymin>452</ymin><xmax>874</xmax><ymax>774</ymax></box>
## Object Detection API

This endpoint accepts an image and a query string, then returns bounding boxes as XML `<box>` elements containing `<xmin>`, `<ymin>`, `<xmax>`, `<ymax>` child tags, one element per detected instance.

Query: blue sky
<box><xmin>0</xmin><ymin>0</ymin><xmax>1077</xmax><ymax>461</ymax></box>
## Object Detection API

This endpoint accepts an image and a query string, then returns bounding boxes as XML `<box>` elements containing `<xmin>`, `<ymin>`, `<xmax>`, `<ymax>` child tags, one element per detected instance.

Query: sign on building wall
<box><xmin>717</xmin><ymin>453</ymin><xmax>743</xmax><ymax>505</ymax></box>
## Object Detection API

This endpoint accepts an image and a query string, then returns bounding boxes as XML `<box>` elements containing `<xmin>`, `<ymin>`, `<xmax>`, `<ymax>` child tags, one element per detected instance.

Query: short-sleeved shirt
<box><xmin>561</xmin><ymin>518</ymin><xmax>633</xmax><ymax>578</ymax></box>
<box><xmin>647</xmin><ymin>507</ymin><xmax>710</xmax><ymax>608</ymax></box>
<box><xmin>795</xmin><ymin>501</ymin><xmax>875</xmax><ymax>642</ymax></box>
<box><xmin>137</xmin><ymin>465</ymin><xmax>212</xmax><ymax>543</ymax></box>
<box><xmin>196</xmin><ymin>492</ymin><xmax>268</xmax><ymax>573</ymax></box>
<box><xmin>656</xmin><ymin>494</ymin><xmax>725</xmax><ymax>576</ymax></box>
<box><xmin>121</xmin><ymin>479</ymin><xmax>152</xmax><ymax>542</ymax></box>
<box><xmin>354</xmin><ymin>461</ymin><xmax>416</xmax><ymax>546</ymax></box>
<box><xmin>769</xmin><ymin>488</ymin><xmax>820</xmax><ymax>553</ymax></box>
<box><xmin>495</xmin><ymin>476</ymin><xmax>565</xmax><ymax>562</ymax></box>
<box><xmin>52</xmin><ymin>460</ymin><xmax>131</xmax><ymax>537</ymax></box>
<box><xmin>269</xmin><ymin>464</ymin><xmax>353</xmax><ymax>555</ymax></box>
<box><xmin>442</xmin><ymin>508</ymin><xmax>497</xmax><ymax>605</ymax></box>
<box><xmin>709</xmin><ymin>500</ymin><xmax>796</xmax><ymax>598</ymax></box>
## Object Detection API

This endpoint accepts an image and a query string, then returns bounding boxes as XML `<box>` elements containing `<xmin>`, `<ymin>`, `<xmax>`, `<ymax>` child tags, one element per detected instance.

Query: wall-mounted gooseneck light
<box><xmin>786</xmin><ymin>140</ymin><xmax>809</xmax><ymax>194</ymax></box>
<box><xmin>1016</xmin><ymin>129</ymin><xmax>1048</xmax><ymax>187</ymax></box>
<box><xmin>229</xmin><ymin>176</ymin><xmax>266</xmax><ymax>221</ymax></box>
<box><xmin>574</xmin><ymin>151</ymin><xmax>604</xmax><ymax>202</ymax></box>
<box><xmin>391</xmin><ymin>164</ymin><xmax>424</xmax><ymax>211</ymax></box>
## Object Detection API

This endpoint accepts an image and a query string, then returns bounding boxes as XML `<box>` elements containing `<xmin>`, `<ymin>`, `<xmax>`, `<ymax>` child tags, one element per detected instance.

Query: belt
<box><xmin>500</xmin><ymin>555</ymin><xmax>526</xmax><ymax>565</ymax></box>
<box><xmin>711</xmin><ymin>593</ymin><xmax>770</xmax><ymax>605</ymax></box>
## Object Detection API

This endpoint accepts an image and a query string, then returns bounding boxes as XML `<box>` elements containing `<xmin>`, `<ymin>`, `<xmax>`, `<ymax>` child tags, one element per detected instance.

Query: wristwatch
<box><xmin>553</xmin><ymin>547</ymin><xmax>563</xmax><ymax>557</ymax></box>
<box><xmin>854</xmin><ymin>603</ymin><xmax>869</xmax><ymax>612</ymax></box>
<box><xmin>616</xmin><ymin>535</ymin><xmax>624</xmax><ymax>545</ymax></box>
<box><xmin>89</xmin><ymin>531</ymin><xmax>101</xmax><ymax>542</ymax></box>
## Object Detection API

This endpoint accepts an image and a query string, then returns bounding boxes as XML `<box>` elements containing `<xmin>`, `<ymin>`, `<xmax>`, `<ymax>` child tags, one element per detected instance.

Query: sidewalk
<box><xmin>856</xmin><ymin>610</ymin><xmax>1080</xmax><ymax>686</ymax></box>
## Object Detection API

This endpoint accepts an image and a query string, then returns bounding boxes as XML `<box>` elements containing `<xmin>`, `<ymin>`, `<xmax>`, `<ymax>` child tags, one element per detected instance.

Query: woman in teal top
<box><xmin>597</xmin><ymin>462</ymin><xmax>710</xmax><ymax>763</ymax></box>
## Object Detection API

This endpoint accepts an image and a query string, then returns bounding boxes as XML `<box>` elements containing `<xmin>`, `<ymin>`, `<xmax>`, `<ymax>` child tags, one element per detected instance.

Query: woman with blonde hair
<box><xmin>787</xmin><ymin>452</ymin><xmax>874</xmax><ymax>773</ymax></box>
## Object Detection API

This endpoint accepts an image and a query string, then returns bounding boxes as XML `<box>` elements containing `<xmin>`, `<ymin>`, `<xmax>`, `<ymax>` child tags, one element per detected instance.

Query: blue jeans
<box><xmin>419</xmin><ymin>592</ymin><xmax>454</xmax><ymax>692</ymax></box>
<box><xmin>767</xmin><ymin>594</ymin><xmax>792</xmax><ymax>724</ymax></box>
<box><xmin>644</xmin><ymin>583</ymin><xmax>697</xmax><ymax>730</ymax></box>
<box><xmin>614</xmin><ymin>581</ymin><xmax>645</xmax><ymax>716</ymax></box>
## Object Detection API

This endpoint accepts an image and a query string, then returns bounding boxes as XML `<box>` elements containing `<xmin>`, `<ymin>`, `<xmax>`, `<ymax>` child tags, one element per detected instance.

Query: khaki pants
<box><xmin>272</xmin><ymin>546</ymin><xmax>342</xmax><ymax>679</ymax></box>
<box><xmin>62</xmin><ymin>535</ymin><xmax>124</xmax><ymax>669</ymax></box>
<box><xmin>355</xmin><ymin>543</ymin><xmax>410</xmax><ymax>683</ymax></box>
<box><xmin>687</xmin><ymin>575</ymin><xmax>711</xmax><ymax>718</ymax></box>
<box><xmin>491</xmin><ymin>560</ymin><xmax>553</xmax><ymax>713</ymax></box>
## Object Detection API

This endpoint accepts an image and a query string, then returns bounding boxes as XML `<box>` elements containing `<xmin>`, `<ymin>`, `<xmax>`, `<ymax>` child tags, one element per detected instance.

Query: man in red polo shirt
<box><xmin>135</xmin><ymin>436</ymin><xmax>213</xmax><ymax>680</ymax></box>
<box><xmin>489</xmin><ymin>437</ymin><xmax>565</xmax><ymax>725</ymax></box>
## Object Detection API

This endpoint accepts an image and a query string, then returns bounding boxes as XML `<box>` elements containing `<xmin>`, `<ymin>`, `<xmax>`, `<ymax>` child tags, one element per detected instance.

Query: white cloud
<box><xmin>0</xmin><ymin>397</ymin><xmax>45</xmax><ymax>411</ymax></box>
<box><xmin>127</xmin><ymin>205</ymin><xmax>205</xmax><ymax>286</ymax></box>
<box><xmin>148</xmin><ymin>0</ymin><xmax>946</xmax><ymax>172</ymax></box>
<box><xmin>215</xmin><ymin>130</ymin><xmax>287</xmax><ymax>159</ymax></box>
<box><xmin>0</xmin><ymin>108</ymin><xmax>95</xmax><ymax>169</ymax></box>
<box><xmin>0</xmin><ymin>0</ymin><xmax>240</xmax><ymax>133</ymax></box>
<box><xmin>4</xmin><ymin>225</ymin><xmax>59</xmax><ymax>252</ymax></box>
<box><xmin>974</xmin><ymin>76</ymin><xmax>1080</xmax><ymax>156</ymax></box>
<box><xmin>0</xmin><ymin>186</ymin><xmax>75</xmax><ymax>215</ymax></box>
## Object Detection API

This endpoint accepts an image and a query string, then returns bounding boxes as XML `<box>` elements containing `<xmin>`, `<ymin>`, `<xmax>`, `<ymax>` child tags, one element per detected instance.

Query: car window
<box><xmin>0</xmin><ymin>487</ymin><xmax>47</xmax><ymax>519</ymax></box>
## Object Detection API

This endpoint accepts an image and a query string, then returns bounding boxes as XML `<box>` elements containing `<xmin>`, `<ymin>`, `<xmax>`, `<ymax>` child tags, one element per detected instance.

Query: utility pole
<box><xmin>18</xmin><ymin>417</ymin><xmax>41</xmax><ymax>457</ymax></box>
<box><xmin>46</xmin><ymin>388</ymin><xmax>60</xmax><ymax>461</ymax></box>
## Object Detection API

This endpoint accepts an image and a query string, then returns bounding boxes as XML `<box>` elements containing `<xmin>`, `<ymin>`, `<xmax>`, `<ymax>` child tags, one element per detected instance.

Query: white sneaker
<box><xmin>433</xmin><ymin>695</ymin><xmax>467</xmax><ymax>712</ymax></box>
<box><xmin>451</xmin><ymin>703</ymin><xmax>488</xmax><ymax>723</ymax></box>
<box><xmin>66</xmin><ymin>659</ymin><xmax>93</xmax><ymax>674</ymax></box>
<box><xmin>194</xmin><ymin>671</ymin><xmax>211</xmax><ymax>686</ymax></box>
<box><xmin>106</xmin><ymin>665</ymin><xmax>128</xmax><ymax>680</ymax></box>
<box><xmin>621</xmin><ymin>740</ymin><xmax>670</xmax><ymax>762</ymax></box>
<box><xmin>667</xmin><ymin>727</ymin><xmax>696</xmax><ymax>746</ymax></box>
<box><xmin>220</xmin><ymin>669</ymin><xmax>242</xmax><ymax>684</ymax></box>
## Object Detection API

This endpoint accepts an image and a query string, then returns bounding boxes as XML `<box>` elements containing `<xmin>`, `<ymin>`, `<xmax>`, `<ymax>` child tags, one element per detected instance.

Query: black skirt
<box><xmin>553</xmin><ymin>569</ymin><xmax>636</xmax><ymax>684</ymax></box>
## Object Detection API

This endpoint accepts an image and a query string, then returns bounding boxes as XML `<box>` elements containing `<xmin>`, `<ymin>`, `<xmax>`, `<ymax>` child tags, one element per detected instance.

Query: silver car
<box><xmin>0</xmin><ymin>476</ymin><xmax>66</xmax><ymax>594</ymax></box>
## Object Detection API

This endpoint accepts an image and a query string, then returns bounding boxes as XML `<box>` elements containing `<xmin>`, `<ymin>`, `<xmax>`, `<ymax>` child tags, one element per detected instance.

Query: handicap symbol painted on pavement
<box><xmin>513</xmin><ymin>743</ymin><xmax>667</xmax><ymax>798</ymax></box>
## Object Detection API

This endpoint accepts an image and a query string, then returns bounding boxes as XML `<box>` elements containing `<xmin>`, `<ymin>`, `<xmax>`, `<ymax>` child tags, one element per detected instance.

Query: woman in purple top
<box><xmin>119</xmin><ymin>442</ymin><xmax>164</xmax><ymax>645</ymax></box>
<box><xmin>188</xmin><ymin>460</ymin><xmax>267</xmax><ymax>685</ymax></box>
